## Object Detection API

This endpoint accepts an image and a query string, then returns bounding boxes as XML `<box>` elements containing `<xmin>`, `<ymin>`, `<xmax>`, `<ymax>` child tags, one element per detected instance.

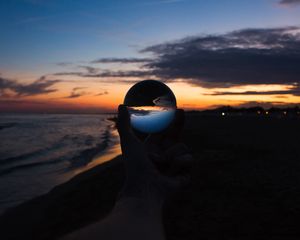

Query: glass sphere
<box><xmin>124</xmin><ymin>80</ymin><xmax>177</xmax><ymax>134</ymax></box>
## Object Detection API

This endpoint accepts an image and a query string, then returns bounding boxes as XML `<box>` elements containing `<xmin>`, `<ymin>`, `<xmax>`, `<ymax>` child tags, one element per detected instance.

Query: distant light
<box><xmin>257</xmin><ymin>111</ymin><xmax>261</xmax><ymax>114</ymax></box>
<box><xmin>266</xmin><ymin>111</ymin><xmax>269</xmax><ymax>115</ymax></box>
<box><xmin>222</xmin><ymin>112</ymin><xmax>225</xmax><ymax>116</ymax></box>
<box><xmin>284</xmin><ymin>111</ymin><xmax>287</xmax><ymax>115</ymax></box>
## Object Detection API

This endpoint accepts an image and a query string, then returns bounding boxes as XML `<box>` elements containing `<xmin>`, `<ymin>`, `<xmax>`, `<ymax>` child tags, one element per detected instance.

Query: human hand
<box><xmin>117</xmin><ymin>105</ymin><xmax>193</xmax><ymax>203</ymax></box>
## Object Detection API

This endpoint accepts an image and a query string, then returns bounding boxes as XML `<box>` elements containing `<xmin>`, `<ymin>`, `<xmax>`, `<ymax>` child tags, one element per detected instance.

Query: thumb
<box><xmin>117</xmin><ymin>105</ymin><xmax>148</xmax><ymax>170</ymax></box>
<box><xmin>117</xmin><ymin>104</ymin><xmax>142</xmax><ymax>156</ymax></box>
<box><xmin>117</xmin><ymin>104</ymin><xmax>131</xmax><ymax>139</ymax></box>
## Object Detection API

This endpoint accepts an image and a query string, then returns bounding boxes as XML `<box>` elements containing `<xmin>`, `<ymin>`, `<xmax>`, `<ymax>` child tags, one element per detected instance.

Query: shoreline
<box><xmin>0</xmin><ymin>116</ymin><xmax>120</xmax><ymax>215</ymax></box>
<box><xmin>65</xmin><ymin>119</ymin><xmax>121</xmax><ymax>178</ymax></box>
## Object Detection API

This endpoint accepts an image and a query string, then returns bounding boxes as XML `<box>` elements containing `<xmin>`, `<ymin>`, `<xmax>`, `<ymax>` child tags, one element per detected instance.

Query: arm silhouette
<box><xmin>61</xmin><ymin>105</ymin><xmax>193</xmax><ymax>240</ymax></box>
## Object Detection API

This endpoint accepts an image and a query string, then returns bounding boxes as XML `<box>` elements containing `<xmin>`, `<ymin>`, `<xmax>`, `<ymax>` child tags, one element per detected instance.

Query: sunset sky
<box><xmin>1</xmin><ymin>0</ymin><xmax>300</xmax><ymax>113</ymax></box>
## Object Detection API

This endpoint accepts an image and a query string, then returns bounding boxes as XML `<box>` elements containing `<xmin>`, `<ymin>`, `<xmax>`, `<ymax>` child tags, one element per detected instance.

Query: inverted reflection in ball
<box><xmin>124</xmin><ymin>80</ymin><xmax>177</xmax><ymax>133</ymax></box>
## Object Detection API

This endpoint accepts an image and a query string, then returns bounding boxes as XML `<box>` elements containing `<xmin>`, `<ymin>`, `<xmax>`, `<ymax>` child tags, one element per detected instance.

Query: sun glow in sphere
<box><xmin>124</xmin><ymin>80</ymin><xmax>177</xmax><ymax>134</ymax></box>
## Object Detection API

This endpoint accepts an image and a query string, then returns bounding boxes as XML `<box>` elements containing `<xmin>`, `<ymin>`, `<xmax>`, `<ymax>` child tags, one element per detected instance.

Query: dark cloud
<box><xmin>78</xmin><ymin>66</ymin><xmax>100</xmax><ymax>74</ymax></box>
<box><xmin>65</xmin><ymin>92</ymin><xmax>85</xmax><ymax>98</ymax></box>
<box><xmin>0</xmin><ymin>76</ymin><xmax>60</xmax><ymax>97</ymax></box>
<box><xmin>279</xmin><ymin>0</ymin><xmax>300</xmax><ymax>6</ymax></box>
<box><xmin>141</xmin><ymin>26</ymin><xmax>300</xmax><ymax>87</ymax></box>
<box><xmin>0</xmin><ymin>77</ymin><xmax>13</xmax><ymax>88</ymax></box>
<box><xmin>72</xmin><ymin>87</ymin><xmax>86</xmax><ymax>91</ymax></box>
<box><xmin>64</xmin><ymin>87</ymin><xmax>88</xmax><ymax>99</ymax></box>
<box><xmin>55</xmin><ymin>65</ymin><xmax>101</xmax><ymax>77</ymax></box>
<box><xmin>56</xmin><ymin>62</ymin><xmax>73</xmax><ymax>67</ymax></box>
<box><xmin>208</xmin><ymin>85</ymin><xmax>300</xmax><ymax>96</ymax></box>
<box><xmin>91</xmin><ymin>57</ymin><xmax>151</xmax><ymax>64</ymax></box>
<box><xmin>14</xmin><ymin>76</ymin><xmax>61</xmax><ymax>96</ymax></box>
<box><xmin>51</xmin><ymin>26</ymin><xmax>300</xmax><ymax>95</ymax></box>
<box><xmin>84</xmin><ymin>70</ymin><xmax>152</xmax><ymax>78</ymax></box>
<box><xmin>53</xmin><ymin>70</ymin><xmax>152</xmax><ymax>78</ymax></box>
<box><xmin>95</xmin><ymin>90</ymin><xmax>108</xmax><ymax>96</ymax></box>
<box><xmin>52</xmin><ymin>72</ymin><xmax>84</xmax><ymax>76</ymax></box>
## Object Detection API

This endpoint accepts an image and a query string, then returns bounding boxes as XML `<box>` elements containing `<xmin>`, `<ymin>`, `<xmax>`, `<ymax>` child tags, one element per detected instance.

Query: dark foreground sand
<box><xmin>1</xmin><ymin>114</ymin><xmax>300</xmax><ymax>240</ymax></box>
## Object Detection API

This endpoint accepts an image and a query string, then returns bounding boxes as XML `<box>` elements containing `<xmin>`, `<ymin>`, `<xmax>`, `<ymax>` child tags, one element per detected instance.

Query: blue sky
<box><xmin>1</xmin><ymin>0</ymin><xmax>299</xmax><ymax>76</ymax></box>
<box><xmin>1</xmin><ymin>0</ymin><xmax>300</xmax><ymax>112</ymax></box>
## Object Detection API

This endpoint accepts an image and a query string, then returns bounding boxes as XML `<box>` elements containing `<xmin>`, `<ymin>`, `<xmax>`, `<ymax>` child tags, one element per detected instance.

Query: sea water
<box><xmin>0</xmin><ymin>113</ymin><xmax>118</xmax><ymax>213</ymax></box>
<box><xmin>129</xmin><ymin>106</ymin><xmax>176</xmax><ymax>133</ymax></box>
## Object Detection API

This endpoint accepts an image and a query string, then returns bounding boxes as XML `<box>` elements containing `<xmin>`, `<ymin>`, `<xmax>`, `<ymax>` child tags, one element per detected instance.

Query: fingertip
<box><xmin>179</xmin><ymin>174</ymin><xmax>191</xmax><ymax>187</ymax></box>
<box><xmin>176</xmin><ymin>108</ymin><xmax>184</xmax><ymax>114</ymax></box>
<box><xmin>175</xmin><ymin>108</ymin><xmax>185</xmax><ymax>124</ymax></box>
<box><xmin>118</xmin><ymin>104</ymin><xmax>129</xmax><ymax>118</ymax></box>
<box><xmin>163</xmin><ymin>108</ymin><xmax>185</xmax><ymax>141</ymax></box>
<box><xmin>117</xmin><ymin>104</ymin><xmax>131</xmax><ymax>135</ymax></box>
<box><xmin>118</xmin><ymin>104</ymin><xmax>128</xmax><ymax>114</ymax></box>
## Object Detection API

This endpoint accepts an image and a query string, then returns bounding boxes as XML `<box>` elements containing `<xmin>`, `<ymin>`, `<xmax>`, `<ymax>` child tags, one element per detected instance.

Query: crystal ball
<box><xmin>124</xmin><ymin>80</ymin><xmax>177</xmax><ymax>134</ymax></box>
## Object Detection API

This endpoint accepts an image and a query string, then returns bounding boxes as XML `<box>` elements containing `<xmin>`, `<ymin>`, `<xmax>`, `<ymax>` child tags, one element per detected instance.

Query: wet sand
<box><xmin>1</xmin><ymin>113</ymin><xmax>300</xmax><ymax>240</ymax></box>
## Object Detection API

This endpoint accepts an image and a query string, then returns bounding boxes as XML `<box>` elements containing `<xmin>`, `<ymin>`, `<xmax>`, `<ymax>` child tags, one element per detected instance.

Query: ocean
<box><xmin>0</xmin><ymin>113</ymin><xmax>120</xmax><ymax>214</ymax></box>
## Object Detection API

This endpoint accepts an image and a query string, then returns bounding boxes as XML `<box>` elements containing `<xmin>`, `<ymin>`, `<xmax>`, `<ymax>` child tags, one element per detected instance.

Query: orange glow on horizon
<box><xmin>1</xmin><ymin>77</ymin><xmax>300</xmax><ymax>113</ymax></box>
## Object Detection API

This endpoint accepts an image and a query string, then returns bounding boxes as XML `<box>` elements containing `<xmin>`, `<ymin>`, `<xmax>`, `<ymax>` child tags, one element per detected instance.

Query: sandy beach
<box><xmin>1</xmin><ymin>113</ymin><xmax>300</xmax><ymax>240</ymax></box>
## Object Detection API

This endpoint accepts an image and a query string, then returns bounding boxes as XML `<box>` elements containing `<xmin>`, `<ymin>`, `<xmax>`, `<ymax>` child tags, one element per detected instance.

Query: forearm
<box><xmin>61</xmin><ymin>196</ymin><xmax>165</xmax><ymax>240</ymax></box>
<box><xmin>111</xmin><ymin>196</ymin><xmax>165</xmax><ymax>240</ymax></box>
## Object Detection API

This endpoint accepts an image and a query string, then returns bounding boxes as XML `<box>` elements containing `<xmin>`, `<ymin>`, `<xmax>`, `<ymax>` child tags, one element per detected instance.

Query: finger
<box><xmin>117</xmin><ymin>105</ymin><xmax>139</xmax><ymax>156</ymax></box>
<box><xmin>161</xmin><ymin>109</ymin><xmax>185</xmax><ymax>149</ymax></box>
<box><xmin>174</xmin><ymin>153</ymin><xmax>194</xmax><ymax>166</ymax></box>
<box><xmin>165</xmin><ymin>109</ymin><xmax>185</xmax><ymax>140</ymax></box>
<box><xmin>144</xmin><ymin>133</ymin><xmax>162</xmax><ymax>152</ymax></box>
<box><xmin>147</xmin><ymin>142</ymin><xmax>191</xmax><ymax>175</ymax></box>
<box><xmin>148</xmin><ymin>152</ymin><xmax>163</xmax><ymax>163</ymax></box>
<box><xmin>144</xmin><ymin>132</ymin><xmax>164</xmax><ymax>150</ymax></box>
<box><xmin>163</xmin><ymin>174</ymin><xmax>191</xmax><ymax>192</ymax></box>
<box><xmin>117</xmin><ymin>104</ymin><xmax>132</xmax><ymax>139</ymax></box>
<box><xmin>165</xmin><ymin>142</ymin><xmax>190</xmax><ymax>162</ymax></box>
<box><xmin>173</xmin><ymin>174</ymin><xmax>191</xmax><ymax>188</ymax></box>
<box><xmin>168</xmin><ymin>153</ymin><xmax>194</xmax><ymax>175</ymax></box>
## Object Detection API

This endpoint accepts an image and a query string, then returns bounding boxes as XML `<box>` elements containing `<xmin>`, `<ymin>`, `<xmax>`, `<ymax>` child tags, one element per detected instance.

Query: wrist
<box><xmin>114</xmin><ymin>196</ymin><xmax>163</xmax><ymax>218</ymax></box>
<box><xmin>118</xmin><ymin>177</ymin><xmax>166</xmax><ymax>204</ymax></box>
